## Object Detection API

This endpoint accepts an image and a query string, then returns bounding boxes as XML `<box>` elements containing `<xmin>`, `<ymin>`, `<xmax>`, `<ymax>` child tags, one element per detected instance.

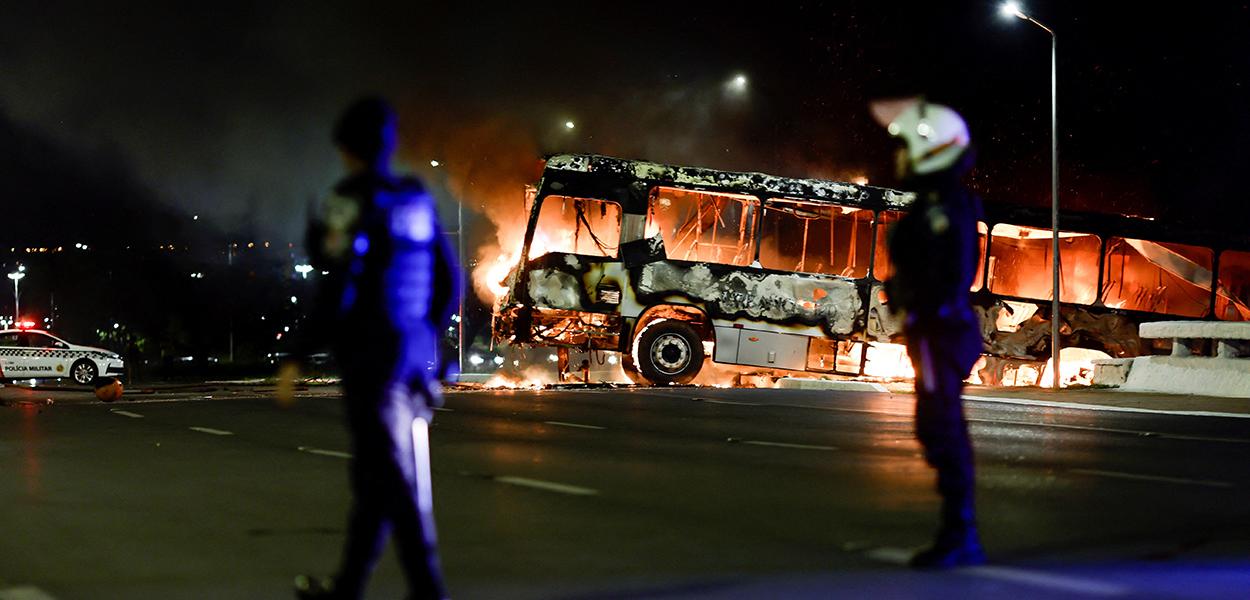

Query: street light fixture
<box><xmin>1001</xmin><ymin>2</ymin><xmax>1061</xmax><ymax>389</ymax></box>
<box><xmin>7</xmin><ymin>270</ymin><xmax>23</xmax><ymax>323</ymax></box>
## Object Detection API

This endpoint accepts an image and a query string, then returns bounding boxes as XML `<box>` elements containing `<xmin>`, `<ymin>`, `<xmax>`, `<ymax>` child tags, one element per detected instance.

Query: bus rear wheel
<box><xmin>634</xmin><ymin>320</ymin><xmax>704</xmax><ymax>385</ymax></box>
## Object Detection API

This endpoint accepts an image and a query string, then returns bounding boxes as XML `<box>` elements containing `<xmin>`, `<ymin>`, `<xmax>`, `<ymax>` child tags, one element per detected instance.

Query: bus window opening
<box><xmin>987</xmin><ymin>224</ymin><xmax>1100</xmax><ymax>304</ymax></box>
<box><xmin>647</xmin><ymin>187</ymin><xmax>758</xmax><ymax>266</ymax></box>
<box><xmin>528</xmin><ymin>196</ymin><xmax>622</xmax><ymax>259</ymax></box>
<box><xmin>1101</xmin><ymin>238</ymin><xmax>1213</xmax><ymax>317</ymax></box>
<box><xmin>1216</xmin><ymin>250</ymin><xmax>1250</xmax><ymax>321</ymax></box>
<box><xmin>759</xmin><ymin>200</ymin><xmax>873</xmax><ymax>278</ymax></box>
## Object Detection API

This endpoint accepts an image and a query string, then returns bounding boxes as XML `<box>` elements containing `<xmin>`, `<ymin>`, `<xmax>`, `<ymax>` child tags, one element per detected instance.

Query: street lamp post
<box><xmin>1002</xmin><ymin>2</ymin><xmax>1061</xmax><ymax>389</ymax></box>
<box><xmin>7</xmin><ymin>270</ymin><xmax>25</xmax><ymax>323</ymax></box>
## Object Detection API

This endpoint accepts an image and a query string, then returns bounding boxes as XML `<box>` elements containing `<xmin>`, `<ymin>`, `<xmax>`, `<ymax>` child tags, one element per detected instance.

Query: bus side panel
<box><xmin>631</xmin><ymin>260</ymin><xmax>864</xmax><ymax>338</ymax></box>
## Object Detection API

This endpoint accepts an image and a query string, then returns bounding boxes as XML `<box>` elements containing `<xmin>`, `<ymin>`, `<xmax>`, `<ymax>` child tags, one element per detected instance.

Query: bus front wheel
<box><xmin>634</xmin><ymin>320</ymin><xmax>704</xmax><ymax>385</ymax></box>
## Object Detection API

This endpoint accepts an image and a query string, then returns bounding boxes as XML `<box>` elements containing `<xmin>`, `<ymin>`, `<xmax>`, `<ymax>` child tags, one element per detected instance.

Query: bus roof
<box><xmin>544</xmin><ymin>153</ymin><xmax>916</xmax><ymax>211</ymax></box>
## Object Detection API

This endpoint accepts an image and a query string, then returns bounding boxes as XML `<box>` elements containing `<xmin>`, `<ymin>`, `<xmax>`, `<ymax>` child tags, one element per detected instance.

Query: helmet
<box><xmin>333</xmin><ymin>96</ymin><xmax>398</xmax><ymax>163</ymax></box>
<box><xmin>870</xmin><ymin>98</ymin><xmax>969</xmax><ymax>176</ymax></box>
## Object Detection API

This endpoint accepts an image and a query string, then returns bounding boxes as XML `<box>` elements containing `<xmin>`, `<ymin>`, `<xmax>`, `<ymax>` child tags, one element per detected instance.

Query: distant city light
<box><xmin>193</xmin><ymin>215</ymin><xmax>200</xmax><ymax>221</ymax></box>
<box><xmin>283</xmin><ymin>326</ymin><xmax>290</xmax><ymax>333</ymax></box>
<box><xmin>294</xmin><ymin>264</ymin><xmax>314</xmax><ymax>278</ymax></box>
<box><xmin>727</xmin><ymin>73</ymin><xmax>749</xmax><ymax>94</ymax></box>
<box><xmin>564</xmin><ymin>120</ymin><xmax>576</xmax><ymax>130</ymax></box>
<box><xmin>469</xmin><ymin>354</ymin><xmax>484</xmax><ymax>366</ymax></box>
<box><xmin>430</xmin><ymin>160</ymin><xmax>440</xmax><ymax>167</ymax></box>
<box><xmin>290</xmin><ymin>296</ymin><xmax>298</xmax><ymax>304</ymax></box>
<box><xmin>113</xmin><ymin>323</ymin><xmax>120</xmax><ymax>329</ymax></box>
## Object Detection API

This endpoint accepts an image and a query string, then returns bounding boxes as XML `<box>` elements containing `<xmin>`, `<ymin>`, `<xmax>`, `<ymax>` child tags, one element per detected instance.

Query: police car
<box><xmin>0</xmin><ymin>328</ymin><xmax>126</xmax><ymax>385</ymax></box>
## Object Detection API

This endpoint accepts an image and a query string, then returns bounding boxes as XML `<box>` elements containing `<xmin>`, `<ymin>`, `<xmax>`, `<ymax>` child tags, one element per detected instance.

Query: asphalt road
<box><xmin>1</xmin><ymin>383</ymin><xmax>1249</xmax><ymax>599</ymax></box>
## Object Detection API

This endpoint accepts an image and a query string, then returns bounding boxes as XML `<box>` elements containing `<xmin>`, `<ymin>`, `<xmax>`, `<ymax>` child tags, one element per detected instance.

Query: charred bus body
<box><xmin>494</xmin><ymin>154</ymin><xmax>1250</xmax><ymax>386</ymax></box>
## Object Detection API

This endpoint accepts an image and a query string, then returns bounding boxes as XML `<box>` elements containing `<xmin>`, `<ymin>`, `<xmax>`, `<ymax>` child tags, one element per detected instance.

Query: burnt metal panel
<box><xmin>714</xmin><ymin>326</ymin><xmax>741</xmax><ymax>363</ymax></box>
<box><xmin>736</xmin><ymin>329</ymin><xmax>809</xmax><ymax>370</ymax></box>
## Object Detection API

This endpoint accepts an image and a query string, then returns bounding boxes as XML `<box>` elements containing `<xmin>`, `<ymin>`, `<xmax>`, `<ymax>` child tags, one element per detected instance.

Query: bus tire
<box><xmin>635</xmin><ymin>320</ymin><xmax>704</xmax><ymax>385</ymax></box>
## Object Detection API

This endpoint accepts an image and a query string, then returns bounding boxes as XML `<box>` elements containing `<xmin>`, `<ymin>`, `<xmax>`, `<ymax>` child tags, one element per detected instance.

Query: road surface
<box><xmin>1</xmin><ymin>383</ymin><xmax>1248</xmax><ymax>598</ymax></box>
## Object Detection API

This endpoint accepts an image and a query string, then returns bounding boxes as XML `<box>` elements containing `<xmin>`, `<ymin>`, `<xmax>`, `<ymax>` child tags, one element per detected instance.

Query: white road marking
<box><xmin>433</xmin><ymin>407</ymin><xmax>454</xmax><ymax>412</ymax></box>
<box><xmin>0</xmin><ymin>586</ymin><xmax>60</xmax><ymax>600</ymax></box>
<box><xmin>110</xmin><ymin>410</ymin><xmax>144</xmax><ymax>418</ymax></box>
<box><xmin>699</xmin><ymin>398</ymin><xmax>760</xmax><ymax>406</ymax></box>
<box><xmin>973</xmin><ymin>418</ymin><xmax>1250</xmax><ymax>445</ymax></box>
<box><xmin>297</xmin><ymin>447</ymin><xmax>353</xmax><ymax>459</ymax></box>
<box><xmin>964</xmin><ymin>565</ymin><xmax>1132</xmax><ymax>597</ymax></box>
<box><xmin>188</xmin><ymin>426</ymin><xmax>233</xmax><ymax>436</ymax></box>
<box><xmin>742</xmin><ymin>440</ymin><xmax>838</xmax><ymax>451</ymax></box>
<box><xmin>1071</xmin><ymin>468</ymin><xmax>1234</xmax><ymax>489</ymax></box>
<box><xmin>774</xmin><ymin>400</ymin><xmax>1248</xmax><ymax>445</ymax></box>
<box><xmin>544</xmin><ymin>420</ymin><xmax>606</xmax><ymax>430</ymax></box>
<box><xmin>965</xmin><ymin>394</ymin><xmax>1250</xmax><ymax>420</ymax></box>
<box><xmin>864</xmin><ymin>546</ymin><xmax>913</xmax><ymax>565</ymax></box>
<box><xmin>494</xmin><ymin>476</ymin><xmax>598</xmax><ymax>496</ymax></box>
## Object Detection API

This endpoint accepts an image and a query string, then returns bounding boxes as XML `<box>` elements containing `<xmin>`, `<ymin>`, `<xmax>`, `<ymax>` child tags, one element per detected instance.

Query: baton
<box><xmin>411</xmin><ymin>415</ymin><xmax>434</xmax><ymax>513</ymax></box>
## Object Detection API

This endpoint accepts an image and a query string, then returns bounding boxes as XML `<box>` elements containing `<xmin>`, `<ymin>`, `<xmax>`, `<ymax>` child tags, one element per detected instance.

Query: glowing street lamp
<box><xmin>7</xmin><ymin>270</ymin><xmax>24</xmax><ymax>323</ymax></box>
<box><xmin>1000</xmin><ymin>2</ymin><xmax>1060</xmax><ymax>389</ymax></box>
<box><xmin>564</xmin><ymin>120</ymin><xmax>576</xmax><ymax>130</ymax></box>
<box><xmin>294</xmin><ymin>264</ymin><xmax>314</xmax><ymax>279</ymax></box>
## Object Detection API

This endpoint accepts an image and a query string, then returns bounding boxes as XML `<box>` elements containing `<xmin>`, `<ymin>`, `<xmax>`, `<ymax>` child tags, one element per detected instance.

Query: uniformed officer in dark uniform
<box><xmin>871</xmin><ymin>98</ymin><xmax>986</xmax><ymax>568</ymax></box>
<box><xmin>294</xmin><ymin>96</ymin><xmax>460</xmax><ymax>599</ymax></box>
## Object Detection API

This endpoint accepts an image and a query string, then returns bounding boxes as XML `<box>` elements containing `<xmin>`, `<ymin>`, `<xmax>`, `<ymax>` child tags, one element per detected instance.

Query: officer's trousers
<box><xmin>336</xmin><ymin>373</ymin><xmax>446</xmax><ymax>600</ymax></box>
<box><xmin>906</xmin><ymin>320</ymin><xmax>980</xmax><ymax>534</ymax></box>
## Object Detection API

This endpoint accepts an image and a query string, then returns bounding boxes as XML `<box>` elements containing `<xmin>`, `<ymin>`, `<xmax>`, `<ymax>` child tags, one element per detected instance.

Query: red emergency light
<box><xmin>17</xmin><ymin>320</ymin><xmax>37</xmax><ymax>330</ymax></box>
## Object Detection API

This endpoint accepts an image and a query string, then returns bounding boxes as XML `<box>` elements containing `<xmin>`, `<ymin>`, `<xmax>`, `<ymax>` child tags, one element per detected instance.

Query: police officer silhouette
<box><xmin>872</xmin><ymin>98</ymin><xmax>986</xmax><ymax>568</ymax></box>
<box><xmin>295</xmin><ymin>96</ymin><xmax>460</xmax><ymax>599</ymax></box>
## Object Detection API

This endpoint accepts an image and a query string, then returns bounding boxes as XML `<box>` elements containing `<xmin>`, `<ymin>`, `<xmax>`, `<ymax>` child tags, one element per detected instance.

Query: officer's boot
<box><xmin>910</xmin><ymin>497</ymin><xmax>985</xmax><ymax>569</ymax></box>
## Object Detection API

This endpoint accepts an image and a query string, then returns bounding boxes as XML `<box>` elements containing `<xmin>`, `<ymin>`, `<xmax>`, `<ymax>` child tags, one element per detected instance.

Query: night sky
<box><xmin>3</xmin><ymin>2</ymin><xmax>1248</xmax><ymax>248</ymax></box>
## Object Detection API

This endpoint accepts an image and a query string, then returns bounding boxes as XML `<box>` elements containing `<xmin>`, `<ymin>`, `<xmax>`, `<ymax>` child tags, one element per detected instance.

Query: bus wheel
<box><xmin>635</xmin><ymin>320</ymin><xmax>704</xmax><ymax>385</ymax></box>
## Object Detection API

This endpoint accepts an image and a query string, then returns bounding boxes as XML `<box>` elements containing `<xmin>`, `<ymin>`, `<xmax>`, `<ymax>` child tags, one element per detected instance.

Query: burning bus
<box><xmin>491</xmin><ymin>154</ymin><xmax>1250</xmax><ymax>386</ymax></box>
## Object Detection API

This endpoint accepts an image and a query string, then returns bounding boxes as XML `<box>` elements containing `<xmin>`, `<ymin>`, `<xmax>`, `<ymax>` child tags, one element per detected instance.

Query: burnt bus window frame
<box><xmin>1215</xmin><ymin>248</ymin><xmax>1250</xmax><ymax>321</ymax></box>
<box><xmin>758</xmin><ymin>197</ymin><xmax>875</xmax><ymax>279</ymax></box>
<box><xmin>645</xmin><ymin>185</ymin><xmax>761</xmax><ymax>267</ymax></box>
<box><xmin>1098</xmin><ymin>236</ymin><xmax>1216</xmax><ymax>318</ymax></box>
<box><xmin>985</xmin><ymin>223</ymin><xmax>1102</xmax><ymax>306</ymax></box>
<box><xmin>527</xmin><ymin>194</ymin><xmax>625</xmax><ymax>260</ymax></box>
